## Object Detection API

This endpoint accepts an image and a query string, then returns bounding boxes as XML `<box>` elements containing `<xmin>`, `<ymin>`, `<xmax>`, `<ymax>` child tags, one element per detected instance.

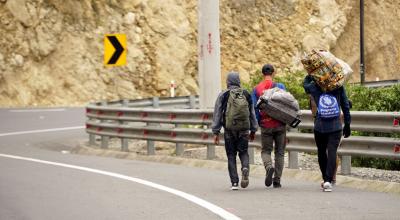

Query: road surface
<box><xmin>0</xmin><ymin>108</ymin><xmax>399</xmax><ymax>220</ymax></box>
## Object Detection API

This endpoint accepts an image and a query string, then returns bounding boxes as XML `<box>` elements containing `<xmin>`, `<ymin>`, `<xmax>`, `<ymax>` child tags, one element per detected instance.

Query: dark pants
<box><xmin>224</xmin><ymin>130</ymin><xmax>250</xmax><ymax>184</ymax></box>
<box><xmin>314</xmin><ymin>130</ymin><xmax>342</xmax><ymax>183</ymax></box>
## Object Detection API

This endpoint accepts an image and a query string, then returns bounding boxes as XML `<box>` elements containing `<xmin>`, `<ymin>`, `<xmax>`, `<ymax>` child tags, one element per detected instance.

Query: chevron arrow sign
<box><xmin>104</xmin><ymin>34</ymin><xmax>126</xmax><ymax>66</ymax></box>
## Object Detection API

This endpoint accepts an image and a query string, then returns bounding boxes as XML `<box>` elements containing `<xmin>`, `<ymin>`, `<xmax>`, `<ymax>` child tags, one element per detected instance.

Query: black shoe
<box><xmin>240</xmin><ymin>168</ymin><xmax>249</xmax><ymax>188</ymax></box>
<box><xmin>265</xmin><ymin>167</ymin><xmax>274</xmax><ymax>187</ymax></box>
<box><xmin>231</xmin><ymin>182</ymin><xmax>239</xmax><ymax>190</ymax></box>
<box><xmin>273</xmin><ymin>181</ymin><xmax>281</xmax><ymax>188</ymax></box>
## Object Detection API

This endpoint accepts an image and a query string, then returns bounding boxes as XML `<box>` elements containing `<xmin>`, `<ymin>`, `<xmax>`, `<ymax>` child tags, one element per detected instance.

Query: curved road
<box><xmin>0</xmin><ymin>108</ymin><xmax>399</xmax><ymax>220</ymax></box>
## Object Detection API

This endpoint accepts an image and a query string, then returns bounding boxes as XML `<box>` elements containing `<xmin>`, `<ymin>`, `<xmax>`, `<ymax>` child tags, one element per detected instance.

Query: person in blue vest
<box><xmin>211</xmin><ymin>72</ymin><xmax>258</xmax><ymax>190</ymax></box>
<box><xmin>303</xmin><ymin>74</ymin><xmax>351</xmax><ymax>192</ymax></box>
<box><xmin>252</xmin><ymin>64</ymin><xmax>287</xmax><ymax>188</ymax></box>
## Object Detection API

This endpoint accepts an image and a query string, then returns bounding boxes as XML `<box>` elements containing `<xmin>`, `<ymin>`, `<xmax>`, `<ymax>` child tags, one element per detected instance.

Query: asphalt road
<box><xmin>0</xmin><ymin>108</ymin><xmax>399</xmax><ymax>220</ymax></box>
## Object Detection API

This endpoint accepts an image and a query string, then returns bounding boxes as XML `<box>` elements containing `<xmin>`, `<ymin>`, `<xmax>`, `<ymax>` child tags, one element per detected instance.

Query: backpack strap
<box><xmin>221</xmin><ymin>90</ymin><xmax>230</xmax><ymax>114</ymax></box>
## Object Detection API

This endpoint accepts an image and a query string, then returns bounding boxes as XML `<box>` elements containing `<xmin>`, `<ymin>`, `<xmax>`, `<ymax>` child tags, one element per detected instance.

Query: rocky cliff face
<box><xmin>0</xmin><ymin>0</ymin><xmax>399</xmax><ymax>107</ymax></box>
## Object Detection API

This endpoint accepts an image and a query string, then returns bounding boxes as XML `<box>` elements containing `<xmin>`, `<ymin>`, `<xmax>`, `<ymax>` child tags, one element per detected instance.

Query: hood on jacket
<box><xmin>226</xmin><ymin>72</ymin><xmax>241</xmax><ymax>89</ymax></box>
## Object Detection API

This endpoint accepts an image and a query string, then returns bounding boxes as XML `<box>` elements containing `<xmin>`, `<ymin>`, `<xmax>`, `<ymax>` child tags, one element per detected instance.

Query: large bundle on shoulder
<box><xmin>256</xmin><ymin>87</ymin><xmax>301</xmax><ymax>128</ymax></box>
<box><xmin>301</xmin><ymin>49</ymin><xmax>353</xmax><ymax>92</ymax></box>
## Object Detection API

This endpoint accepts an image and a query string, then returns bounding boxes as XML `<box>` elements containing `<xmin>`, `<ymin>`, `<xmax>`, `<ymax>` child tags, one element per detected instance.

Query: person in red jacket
<box><xmin>252</xmin><ymin>64</ymin><xmax>287</xmax><ymax>188</ymax></box>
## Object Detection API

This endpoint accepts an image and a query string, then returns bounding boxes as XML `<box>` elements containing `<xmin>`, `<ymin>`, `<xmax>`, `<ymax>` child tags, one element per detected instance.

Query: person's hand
<box><xmin>343</xmin><ymin>123</ymin><xmax>351</xmax><ymax>138</ymax></box>
<box><xmin>249</xmin><ymin>132</ymin><xmax>255</xmax><ymax>142</ymax></box>
<box><xmin>213</xmin><ymin>134</ymin><xmax>220</xmax><ymax>145</ymax></box>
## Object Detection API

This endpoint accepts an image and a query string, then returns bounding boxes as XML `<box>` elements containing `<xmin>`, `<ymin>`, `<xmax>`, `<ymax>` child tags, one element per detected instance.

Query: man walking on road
<box><xmin>212</xmin><ymin>72</ymin><xmax>258</xmax><ymax>190</ymax></box>
<box><xmin>252</xmin><ymin>64</ymin><xmax>287</xmax><ymax>188</ymax></box>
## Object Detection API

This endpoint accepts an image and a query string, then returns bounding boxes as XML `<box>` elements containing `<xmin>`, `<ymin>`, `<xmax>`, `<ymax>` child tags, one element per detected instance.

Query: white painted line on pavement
<box><xmin>9</xmin><ymin>109</ymin><xmax>66</xmax><ymax>113</ymax></box>
<box><xmin>0</xmin><ymin>153</ymin><xmax>241</xmax><ymax>220</ymax></box>
<box><xmin>0</xmin><ymin>126</ymin><xmax>85</xmax><ymax>137</ymax></box>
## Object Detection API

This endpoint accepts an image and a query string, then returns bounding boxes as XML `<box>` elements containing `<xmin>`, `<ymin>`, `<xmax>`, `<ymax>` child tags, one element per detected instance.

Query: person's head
<box><xmin>226</xmin><ymin>72</ymin><xmax>241</xmax><ymax>88</ymax></box>
<box><xmin>262</xmin><ymin>64</ymin><xmax>275</xmax><ymax>76</ymax></box>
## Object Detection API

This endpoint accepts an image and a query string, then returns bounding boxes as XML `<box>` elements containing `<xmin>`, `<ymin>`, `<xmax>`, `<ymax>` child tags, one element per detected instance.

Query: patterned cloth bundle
<box><xmin>301</xmin><ymin>49</ymin><xmax>353</xmax><ymax>92</ymax></box>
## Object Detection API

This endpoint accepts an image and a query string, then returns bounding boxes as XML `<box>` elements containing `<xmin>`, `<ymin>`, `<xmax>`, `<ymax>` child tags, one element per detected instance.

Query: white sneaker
<box><xmin>323</xmin><ymin>182</ymin><xmax>332</xmax><ymax>192</ymax></box>
<box><xmin>231</xmin><ymin>183</ymin><xmax>239</xmax><ymax>190</ymax></box>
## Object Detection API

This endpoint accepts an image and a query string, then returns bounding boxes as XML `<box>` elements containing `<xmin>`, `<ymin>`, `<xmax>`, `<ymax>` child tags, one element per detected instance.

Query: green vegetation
<box><xmin>244</xmin><ymin>70</ymin><xmax>400</xmax><ymax>170</ymax></box>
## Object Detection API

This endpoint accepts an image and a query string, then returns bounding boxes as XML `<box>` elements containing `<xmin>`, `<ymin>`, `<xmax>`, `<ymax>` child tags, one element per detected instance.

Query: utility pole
<box><xmin>198</xmin><ymin>0</ymin><xmax>222</xmax><ymax>108</ymax></box>
<box><xmin>360</xmin><ymin>0</ymin><xmax>366</xmax><ymax>84</ymax></box>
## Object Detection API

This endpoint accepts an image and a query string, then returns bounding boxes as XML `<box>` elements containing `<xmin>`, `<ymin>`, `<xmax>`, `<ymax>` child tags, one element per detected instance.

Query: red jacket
<box><xmin>253</xmin><ymin>79</ymin><xmax>284</xmax><ymax>128</ymax></box>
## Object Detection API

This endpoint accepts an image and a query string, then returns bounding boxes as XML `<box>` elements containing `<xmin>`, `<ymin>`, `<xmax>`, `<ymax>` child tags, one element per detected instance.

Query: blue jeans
<box><xmin>224</xmin><ymin>130</ymin><xmax>250</xmax><ymax>184</ymax></box>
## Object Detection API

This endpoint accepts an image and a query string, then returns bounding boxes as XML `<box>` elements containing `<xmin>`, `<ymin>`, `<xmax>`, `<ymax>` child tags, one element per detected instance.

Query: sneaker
<box><xmin>265</xmin><ymin>167</ymin><xmax>275</xmax><ymax>187</ymax></box>
<box><xmin>273</xmin><ymin>181</ymin><xmax>281</xmax><ymax>188</ymax></box>
<box><xmin>331</xmin><ymin>179</ymin><xmax>336</xmax><ymax>186</ymax></box>
<box><xmin>323</xmin><ymin>182</ymin><xmax>332</xmax><ymax>192</ymax></box>
<box><xmin>240</xmin><ymin>168</ymin><xmax>249</xmax><ymax>188</ymax></box>
<box><xmin>231</xmin><ymin>182</ymin><xmax>239</xmax><ymax>190</ymax></box>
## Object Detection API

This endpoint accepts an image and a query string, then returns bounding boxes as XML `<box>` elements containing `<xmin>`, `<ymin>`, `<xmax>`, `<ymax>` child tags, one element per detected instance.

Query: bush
<box><xmin>244</xmin><ymin>70</ymin><xmax>400</xmax><ymax>170</ymax></box>
<box><xmin>351</xmin><ymin>157</ymin><xmax>400</xmax><ymax>170</ymax></box>
<box><xmin>346</xmin><ymin>83</ymin><xmax>400</xmax><ymax>112</ymax></box>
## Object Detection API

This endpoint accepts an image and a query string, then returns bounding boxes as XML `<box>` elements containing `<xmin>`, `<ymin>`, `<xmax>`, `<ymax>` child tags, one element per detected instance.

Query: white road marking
<box><xmin>0</xmin><ymin>153</ymin><xmax>241</xmax><ymax>220</ymax></box>
<box><xmin>0</xmin><ymin>126</ymin><xmax>85</xmax><ymax>137</ymax></box>
<box><xmin>9</xmin><ymin>109</ymin><xmax>66</xmax><ymax>113</ymax></box>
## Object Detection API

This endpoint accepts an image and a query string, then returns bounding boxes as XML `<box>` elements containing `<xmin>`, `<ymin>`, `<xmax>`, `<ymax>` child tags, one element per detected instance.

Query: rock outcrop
<box><xmin>0</xmin><ymin>0</ymin><xmax>399</xmax><ymax>106</ymax></box>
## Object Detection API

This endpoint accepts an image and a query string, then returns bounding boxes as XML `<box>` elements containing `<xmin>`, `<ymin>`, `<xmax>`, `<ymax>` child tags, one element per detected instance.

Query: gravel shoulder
<box><xmin>69</xmin><ymin>139</ymin><xmax>400</xmax><ymax>193</ymax></box>
<box><xmin>84</xmin><ymin>138</ymin><xmax>400</xmax><ymax>184</ymax></box>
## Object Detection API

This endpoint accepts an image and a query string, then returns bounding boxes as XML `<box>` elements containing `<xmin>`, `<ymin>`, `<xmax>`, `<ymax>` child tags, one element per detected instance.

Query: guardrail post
<box><xmin>152</xmin><ymin>97</ymin><xmax>160</xmax><ymax>108</ymax></box>
<box><xmin>340</xmin><ymin>155</ymin><xmax>351</xmax><ymax>175</ymax></box>
<box><xmin>206</xmin><ymin>125</ymin><xmax>215</xmax><ymax>160</ymax></box>
<box><xmin>189</xmin><ymin>95</ymin><xmax>196</xmax><ymax>109</ymax></box>
<box><xmin>101</xmin><ymin>136</ymin><xmax>109</xmax><ymax>149</ymax></box>
<box><xmin>89</xmin><ymin>134</ymin><xmax>96</xmax><ymax>146</ymax></box>
<box><xmin>146</xmin><ymin>97</ymin><xmax>159</xmax><ymax>155</ymax></box>
<box><xmin>248</xmin><ymin>147</ymin><xmax>255</xmax><ymax>164</ymax></box>
<box><xmin>207</xmin><ymin>144</ymin><xmax>215</xmax><ymax>160</ymax></box>
<box><xmin>175</xmin><ymin>124</ymin><xmax>184</xmax><ymax>156</ymax></box>
<box><xmin>288</xmin><ymin>128</ymin><xmax>299</xmax><ymax>169</ymax></box>
<box><xmin>100</xmin><ymin>101</ymin><xmax>109</xmax><ymax>149</ymax></box>
<box><xmin>288</xmin><ymin>151</ymin><xmax>299</xmax><ymax>169</ymax></box>
<box><xmin>120</xmin><ymin>99</ymin><xmax>129</xmax><ymax>152</ymax></box>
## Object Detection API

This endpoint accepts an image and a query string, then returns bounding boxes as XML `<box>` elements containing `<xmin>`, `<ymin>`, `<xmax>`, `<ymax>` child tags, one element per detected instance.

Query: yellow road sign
<box><xmin>104</xmin><ymin>34</ymin><xmax>126</xmax><ymax>66</ymax></box>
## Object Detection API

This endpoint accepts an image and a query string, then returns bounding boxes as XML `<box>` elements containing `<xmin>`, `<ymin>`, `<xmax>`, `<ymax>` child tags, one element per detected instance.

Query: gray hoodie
<box><xmin>211</xmin><ymin>72</ymin><xmax>258</xmax><ymax>134</ymax></box>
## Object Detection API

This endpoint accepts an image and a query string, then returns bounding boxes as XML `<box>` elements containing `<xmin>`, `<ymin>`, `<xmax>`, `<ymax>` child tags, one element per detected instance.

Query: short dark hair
<box><xmin>262</xmin><ymin>64</ymin><xmax>274</xmax><ymax>75</ymax></box>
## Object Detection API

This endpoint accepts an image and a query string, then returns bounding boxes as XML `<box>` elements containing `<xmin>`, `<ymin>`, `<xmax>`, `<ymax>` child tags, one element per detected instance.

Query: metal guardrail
<box><xmin>363</xmin><ymin>79</ymin><xmax>400</xmax><ymax>88</ymax></box>
<box><xmin>86</xmin><ymin>96</ymin><xmax>400</xmax><ymax>175</ymax></box>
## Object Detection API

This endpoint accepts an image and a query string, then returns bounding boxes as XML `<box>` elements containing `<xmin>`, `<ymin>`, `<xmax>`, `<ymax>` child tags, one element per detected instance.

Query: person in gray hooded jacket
<box><xmin>212</xmin><ymin>72</ymin><xmax>258</xmax><ymax>190</ymax></box>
